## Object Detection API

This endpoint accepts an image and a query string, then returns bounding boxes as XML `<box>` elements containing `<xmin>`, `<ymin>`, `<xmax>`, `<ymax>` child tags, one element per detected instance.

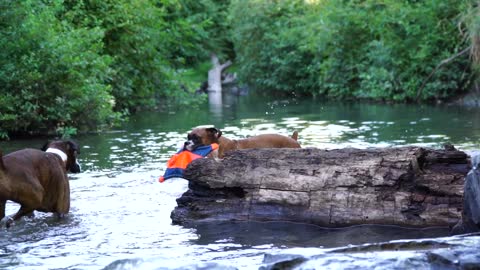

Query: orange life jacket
<box><xmin>159</xmin><ymin>143</ymin><xmax>218</xmax><ymax>182</ymax></box>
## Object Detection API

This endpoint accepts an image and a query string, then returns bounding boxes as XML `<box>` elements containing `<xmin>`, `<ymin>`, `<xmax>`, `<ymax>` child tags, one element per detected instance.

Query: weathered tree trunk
<box><xmin>171</xmin><ymin>147</ymin><xmax>470</xmax><ymax>228</ymax></box>
<box><xmin>207</xmin><ymin>54</ymin><xmax>232</xmax><ymax>92</ymax></box>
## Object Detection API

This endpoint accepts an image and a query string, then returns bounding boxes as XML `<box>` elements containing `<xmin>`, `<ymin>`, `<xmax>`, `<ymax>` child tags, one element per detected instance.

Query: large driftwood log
<box><xmin>171</xmin><ymin>147</ymin><xmax>470</xmax><ymax>228</ymax></box>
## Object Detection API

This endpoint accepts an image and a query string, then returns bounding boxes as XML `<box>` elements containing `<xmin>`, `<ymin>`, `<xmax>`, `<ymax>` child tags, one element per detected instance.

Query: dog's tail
<box><xmin>291</xmin><ymin>131</ymin><xmax>299</xmax><ymax>141</ymax></box>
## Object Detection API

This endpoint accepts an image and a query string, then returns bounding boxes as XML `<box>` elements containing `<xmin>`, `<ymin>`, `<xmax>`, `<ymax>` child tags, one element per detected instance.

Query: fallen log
<box><xmin>171</xmin><ymin>147</ymin><xmax>470</xmax><ymax>228</ymax></box>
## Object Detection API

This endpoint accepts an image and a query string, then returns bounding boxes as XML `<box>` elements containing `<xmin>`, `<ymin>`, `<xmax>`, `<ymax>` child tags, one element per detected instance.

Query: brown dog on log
<box><xmin>185</xmin><ymin>127</ymin><xmax>301</xmax><ymax>158</ymax></box>
<box><xmin>0</xmin><ymin>140</ymin><xmax>81</xmax><ymax>227</ymax></box>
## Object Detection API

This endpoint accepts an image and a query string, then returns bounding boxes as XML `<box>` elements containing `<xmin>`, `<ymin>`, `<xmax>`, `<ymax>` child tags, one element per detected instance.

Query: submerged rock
<box><xmin>102</xmin><ymin>259</ymin><xmax>238</xmax><ymax>270</ymax></box>
<box><xmin>452</xmin><ymin>154</ymin><xmax>480</xmax><ymax>234</ymax></box>
<box><xmin>171</xmin><ymin>147</ymin><xmax>470</xmax><ymax>228</ymax></box>
<box><xmin>259</xmin><ymin>234</ymin><xmax>480</xmax><ymax>270</ymax></box>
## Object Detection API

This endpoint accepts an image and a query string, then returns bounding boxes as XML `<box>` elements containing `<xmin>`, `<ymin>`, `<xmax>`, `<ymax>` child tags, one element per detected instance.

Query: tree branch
<box><xmin>415</xmin><ymin>46</ymin><xmax>471</xmax><ymax>102</ymax></box>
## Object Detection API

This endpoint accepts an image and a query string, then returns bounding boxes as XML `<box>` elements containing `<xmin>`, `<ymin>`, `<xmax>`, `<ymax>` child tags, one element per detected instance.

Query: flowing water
<box><xmin>1</xmin><ymin>93</ymin><xmax>480</xmax><ymax>269</ymax></box>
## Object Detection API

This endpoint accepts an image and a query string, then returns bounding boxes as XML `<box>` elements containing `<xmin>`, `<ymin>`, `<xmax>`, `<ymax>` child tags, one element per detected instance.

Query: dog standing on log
<box><xmin>0</xmin><ymin>140</ymin><xmax>81</xmax><ymax>228</ymax></box>
<box><xmin>185</xmin><ymin>127</ymin><xmax>301</xmax><ymax>158</ymax></box>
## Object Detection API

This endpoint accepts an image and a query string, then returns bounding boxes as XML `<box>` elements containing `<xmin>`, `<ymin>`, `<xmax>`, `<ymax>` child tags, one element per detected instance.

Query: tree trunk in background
<box><xmin>207</xmin><ymin>54</ymin><xmax>232</xmax><ymax>92</ymax></box>
<box><xmin>171</xmin><ymin>147</ymin><xmax>470</xmax><ymax>228</ymax></box>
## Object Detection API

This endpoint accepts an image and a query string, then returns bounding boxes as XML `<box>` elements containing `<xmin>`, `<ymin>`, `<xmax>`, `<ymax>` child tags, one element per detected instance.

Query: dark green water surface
<box><xmin>0</xmin><ymin>94</ymin><xmax>479</xmax><ymax>269</ymax></box>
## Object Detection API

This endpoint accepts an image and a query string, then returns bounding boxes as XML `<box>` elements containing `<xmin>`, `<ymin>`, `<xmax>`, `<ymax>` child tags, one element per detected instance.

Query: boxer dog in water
<box><xmin>185</xmin><ymin>127</ymin><xmax>301</xmax><ymax>159</ymax></box>
<box><xmin>0</xmin><ymin>140</ymin><xmax>81</xmax><ymax>228</ymax></box>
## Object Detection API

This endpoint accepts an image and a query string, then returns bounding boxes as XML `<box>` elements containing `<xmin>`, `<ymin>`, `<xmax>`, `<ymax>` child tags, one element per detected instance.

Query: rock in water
<box><xmin>452</xmin><ymin>154</ymin><xmax>480</xmax><ymax>234</ymax></box>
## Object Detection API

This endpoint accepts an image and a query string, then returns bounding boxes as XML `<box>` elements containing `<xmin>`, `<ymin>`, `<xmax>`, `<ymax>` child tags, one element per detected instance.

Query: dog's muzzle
<box><xmin>66</xmin><ymin>157</ymin><xmax>81</xmax><ymax>173</ymax></box>
<box><xmin>184</xmin><ymin>140</ymin><xmax>195</xmax><ymax>151</ymax></box>
<box><xmin>70</xmin><ymin>160</ymin><xmax>81</xmax><ymax>173</ymax></box>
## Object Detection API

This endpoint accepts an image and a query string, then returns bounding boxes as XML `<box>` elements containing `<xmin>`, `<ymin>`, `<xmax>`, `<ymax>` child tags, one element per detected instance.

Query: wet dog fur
<box><xmin>0</xmin><ymin>140</ymin><xmax>81</xmax><ymax>227</ymax></box>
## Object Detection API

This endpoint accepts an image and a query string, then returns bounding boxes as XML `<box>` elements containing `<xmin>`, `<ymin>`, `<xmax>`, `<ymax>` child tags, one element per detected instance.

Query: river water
<box><xmin>1</xmin><ymin>94</ymin><xmax>480</xmax><ymax>269</ymax></box>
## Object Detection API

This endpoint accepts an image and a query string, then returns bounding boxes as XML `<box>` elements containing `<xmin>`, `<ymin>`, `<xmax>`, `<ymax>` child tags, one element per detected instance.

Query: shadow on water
<box><xmin>191</xmin><ymin>221</ymin><xmax>450</xmax><ymax>248</ymax></box>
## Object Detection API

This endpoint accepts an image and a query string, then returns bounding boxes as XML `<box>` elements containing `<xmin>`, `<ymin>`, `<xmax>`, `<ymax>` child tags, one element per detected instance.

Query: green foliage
<box><xmin>60</xmin><ymin>0</ymin><xmax>232</xmax><ymax>111</ymax></box>
<box><xmin>181</xmin><ymin>61</ymin><xmax>212</xmax><ymax>84</ymax></box>
<box><xmin>0</xmin><ymin>0</ymin><xmax>228</xmax><ymax>138</ymax></box>
<box><xmin>1</xmin><ymin>0</ymin><xmax>477</xmax><ymax>139</ymax></box>
<box><xmin>461</xmin><ymin>1</ymin><xmax>480</xmax><ymax>70</ymax></box>
<box><xmin>0</xmin><ymin>0</ymin><xmax>117</xmax><ymax>138</ymax></box>
<box><xmin>159</xmin><ymin>0</ymin><xmax>234</xmax><ymax>64</ymax></box>
<box><xmin>62</xmin><ymin>0</ymin><xmax>196</xmax><ymax>111</ymax></box>
<box><xmin>229</xmin><ymin>0</ymin><xmax>474</xmax><ymax>101</ymax></box>
<box><xmin>56</xmin><ymin>126</ymin><xmax>77</xmax><ymax>139</ymax></box>
<box><xmin>229</xmin><ymin>0</ymin><xmax>316</xmax><ymax>96</ymax></box>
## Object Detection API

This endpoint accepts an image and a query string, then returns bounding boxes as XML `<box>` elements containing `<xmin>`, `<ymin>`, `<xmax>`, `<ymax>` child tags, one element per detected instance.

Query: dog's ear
<box><xmin>41</xmin><ymin>141</ymin><xmax>50</xmax><ymax>151</ymax></box>
<box><xmin>206</xmin><ymin>127</ymin><xmax>222</xmax><ymax>138</ymax></box>
<box><xmin>67</xmin><ymin>140</ymin><xmax>80</xmax><ymax>154</ymax></box>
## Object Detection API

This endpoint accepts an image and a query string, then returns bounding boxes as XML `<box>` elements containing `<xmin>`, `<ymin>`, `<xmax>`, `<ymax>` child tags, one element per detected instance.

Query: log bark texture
<box><xmin>171</xmin><ymin>147</ymin><xmax>470</xmax><ymax>228</ymax></box>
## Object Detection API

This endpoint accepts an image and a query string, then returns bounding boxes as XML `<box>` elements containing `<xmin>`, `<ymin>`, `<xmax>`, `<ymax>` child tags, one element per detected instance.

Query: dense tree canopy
<box><xmin>0</xmin><ymin>0</ymin><xmax>478</xmax><ymax>138</ymax></box>
<box><xmin>229</xmin><ymin>0</ymin><xmax>475</xmax><ymax>101</ymax></box>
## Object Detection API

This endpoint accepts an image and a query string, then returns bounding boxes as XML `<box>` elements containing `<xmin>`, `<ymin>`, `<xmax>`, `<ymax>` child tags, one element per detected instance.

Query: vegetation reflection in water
<box><xmin>0</xmin><ymin>95</ymin><xmax>479</xmax><ymax>269</ymax></box>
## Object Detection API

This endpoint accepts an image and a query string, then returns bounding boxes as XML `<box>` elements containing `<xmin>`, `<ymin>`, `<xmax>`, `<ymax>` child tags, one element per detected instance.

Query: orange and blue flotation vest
<box><xmin>159</xmin><ymin>143</ymin><xmax>218</xmax><ymax>182</ymax></box>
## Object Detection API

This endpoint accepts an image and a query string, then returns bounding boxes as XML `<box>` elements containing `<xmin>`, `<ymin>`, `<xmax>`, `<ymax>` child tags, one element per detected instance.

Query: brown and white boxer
<box><xmin>0</xmin><ymin>140</ymin><xmax>81</xmax><ymax>228</ymax></box>
<box><xmin>186</xmin><ymin>127</ymin><xmax>301</xmax><ymax>159</ymax></box>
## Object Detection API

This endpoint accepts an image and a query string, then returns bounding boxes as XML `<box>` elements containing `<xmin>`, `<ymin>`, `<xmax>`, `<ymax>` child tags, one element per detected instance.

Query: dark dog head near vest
<box><xmin>184</xmin><ymin>127</ymin><xmax>222</xmax><ymax>151</ymax></box>
<box><xmin>0</xmin><ymin>140</ymin><xmax>81</xmax><ymax>228</ymax></box>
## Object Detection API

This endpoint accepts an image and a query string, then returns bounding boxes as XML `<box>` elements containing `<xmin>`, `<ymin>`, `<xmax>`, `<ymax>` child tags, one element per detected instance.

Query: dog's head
<box><xmin>184</xmin><ymin>127</ymin><xmax>222</xmax><ymax>151</ymax></box>
<box><xmin>42</xmin><ymin>140</ymin><xmax>81</xmax><ymax>173</ymax></box>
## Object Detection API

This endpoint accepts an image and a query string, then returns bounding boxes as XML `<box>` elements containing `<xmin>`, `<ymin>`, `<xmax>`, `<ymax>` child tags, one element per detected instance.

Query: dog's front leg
<box><xmin>6</xmin><ymin>205</ymin><xmax>35</xmax><ymax>228</ymax></box>
<box><xmin>0</xmin><ymin>200</ymin><xmax>5</xmax><ymax>220</ymax></box>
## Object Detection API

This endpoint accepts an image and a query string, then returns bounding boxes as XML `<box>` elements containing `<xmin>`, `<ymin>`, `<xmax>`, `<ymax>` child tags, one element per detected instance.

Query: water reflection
<box><xmin>208</xmin><ymin>91</ymin><xmax>223</xmax><ymax>118</ymax></box>
<box><xmin>192</xmin><ymin>221</ymin><xmax>449</xmax><ymax>248</ymax></box>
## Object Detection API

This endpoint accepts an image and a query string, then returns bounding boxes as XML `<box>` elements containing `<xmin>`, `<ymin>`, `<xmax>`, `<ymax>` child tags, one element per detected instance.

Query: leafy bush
<box><xmin>0</xmin><ymin>0</ymin><xmax>228</xmax><ymax>138</ymax></box>
<box><xmin>62</xmin><ymin>0</ymin><xmax>231</xmax><ymax>111</ymax></box>
<box><xmin>0</xmin><ymin>0</ymin><xmax>117</xmax><ymax>138</ymax></box>
<box><xmin>229</xmin><ymin>1</ymin><xmax>318</xmax><ymax>96</ymax></box>
<box><xmin>0</xmin><ymin>0</ymin><xmax>477</xmax><ymax>139</ymax></box>
<box><xmin>229</xmin><ymin>0</ymin><xmax>474</xmax><ymax>101</ymax></box>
